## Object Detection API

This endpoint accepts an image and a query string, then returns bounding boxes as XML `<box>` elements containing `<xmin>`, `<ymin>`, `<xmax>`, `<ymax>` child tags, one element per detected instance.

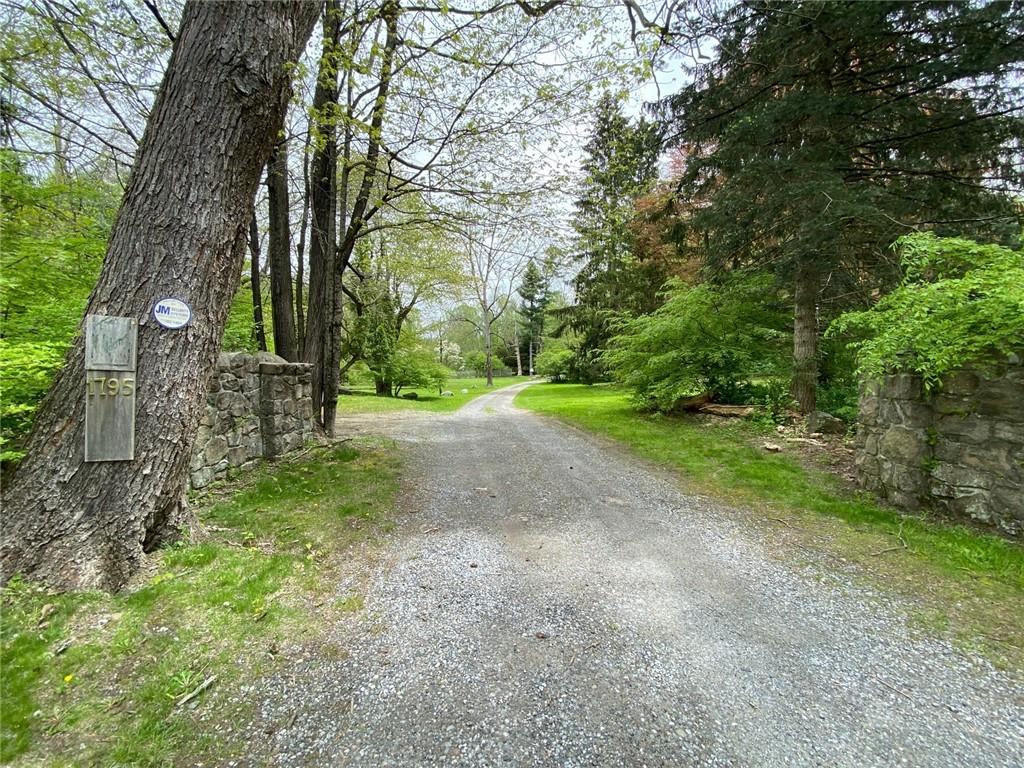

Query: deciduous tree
<box><xmin>0</xmin><ymin>0</ymin><xmax>319</xmax><ymax>590</ymax></box>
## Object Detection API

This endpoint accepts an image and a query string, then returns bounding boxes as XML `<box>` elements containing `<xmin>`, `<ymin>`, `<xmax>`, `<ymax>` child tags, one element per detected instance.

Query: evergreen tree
<box><xmin>567</xmin><ymin>93</ymin><xmax>663</xmax><ymax>381</ymax></box>
<box><xmin>516</xmin><ymin>259</ymin><xmax>550</xmax><ymax>370</ymax></box>
<box><xmin>662</xmin><ymin>0</ymin><xmax>1023</xmax><ymax>413</ymax></box>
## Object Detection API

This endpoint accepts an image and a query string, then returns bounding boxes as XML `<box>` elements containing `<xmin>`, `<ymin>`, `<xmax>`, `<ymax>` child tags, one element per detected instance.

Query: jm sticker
<box><xmin>153</xmin><ymin>298</ymin><xmax>192</xmax><ymax>329</ymax></box>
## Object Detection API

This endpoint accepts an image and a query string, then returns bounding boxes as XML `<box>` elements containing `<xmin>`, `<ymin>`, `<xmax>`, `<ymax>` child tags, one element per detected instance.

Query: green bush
<box><xmin>748</xmin><ymin>378</ymin><xmax>797</xmax><ymax>425</ymax></box>
<box><xmin>0</xmin><ymin>341</ymin><xmax>67</xmax><ymax>461</ymax></box>
<box><xmin>604</xmin><ymin>274</ymin><xmax>790</xmax><ymax>411</ymax></box>
<box><xmin>535</xmin><ymin>348</ymin><xmax>573</xmax><ymax>382</ymax></box>
<box><xmin>463</xmin><ymin>350</ymin><xmax>487</xmax><ymax>376</ymax></box>
<box><xmin>389</xmin><ymin>343</ymin><xmax>450</xmax><ymax>396</ymax></box>
<box><xmin>829</xmin><ymin>233</ymin><xmax>1024</xmax><ymax>390</ymax></box>
<box><xmin>0</xmin><ymin>153</ymin><xmax>118</xmax><ymax>461</ymax></box>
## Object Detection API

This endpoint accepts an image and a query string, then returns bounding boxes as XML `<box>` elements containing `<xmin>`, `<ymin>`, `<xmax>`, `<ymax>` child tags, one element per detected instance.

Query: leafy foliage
<box><xmin>0</xmin><ymin>152</ymin><xmax>118</xmax><ymax>459</ymax></box>
<box><xmin>388</xmin><ymin>335</ymin><xmax>450</xmax><ymax>396</ymax></box>
<box><xmin>829</xmin><ymin>234</ymin><xmax>1024</xmax><ymax>390</ymax></box>
<box><xmin>604</xmin><ymin>274</ymin><xmax>790</xmax><ymax>411</ymax></box>
<box><xmin>463</xmin><ymin>350</ymin><xmax>488</xmax><ymax>376</ymax></box>
<box><xmin>659</xmin><ymin>0</ymin><xmax>1024</xmax><ymax>405</ymax></box>
<box><xmin>535</xmin><ymin>348</ymin><xmax>573</xmax><ymax>383</ymax></box>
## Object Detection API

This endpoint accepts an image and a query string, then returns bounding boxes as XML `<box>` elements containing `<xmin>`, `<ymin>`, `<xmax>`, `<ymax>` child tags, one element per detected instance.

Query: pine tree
<box><xmin>662</xmin><ymin>0</ymin><xmax>1023</xmax><ymax>413</ymax></box>
<box><xmin>516</xmin><ymin>259</ymin><xmax>550</xmax><ymax>371</ymax></box>
<box><xmin>568</xmin><ymin>93</ymin><xmax>663</xmax><ymax>381</ymax></box>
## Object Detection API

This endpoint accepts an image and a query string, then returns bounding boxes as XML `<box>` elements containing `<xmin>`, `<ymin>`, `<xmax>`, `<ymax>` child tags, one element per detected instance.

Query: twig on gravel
<box><xmin>872</xmin><ymin>675</ymin><xmax>912</xmax><ymax>701</ymax></box>
<box><xmin>765</xmin><ymin>517</ymin><xmax>793</xmax><ymax>528</ymax></box>
<box><xmin>567</xmin><ymin>641</ymin><xmax>599</xmax><ymax>668</ymax></box>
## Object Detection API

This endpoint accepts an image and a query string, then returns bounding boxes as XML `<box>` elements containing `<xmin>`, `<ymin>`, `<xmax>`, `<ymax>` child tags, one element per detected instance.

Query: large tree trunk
<box><xmin>266</xmin><ymin>141</ymin><xmax>298</xmax><ymax>360</ymax></box>
<box><xmin>0</xmin><ymin>1</ymin><xmax>319</xmax><ymax>591</ymax></box>
<box><xmin>248</xmin><ymin>213</ymin><xmax>268</xmax><ymax>352</ymax></box>
<box><xmin>302</xmin><ymin>0</ymin><xmax>341</xmax><ymax>432</ymax></box>
<box><xmin>792</xmin><ymin>254</ymin><xmax>819</xmax><ymax>414</ymax></box>
<box><xmin>484</xmin><ymin>316</ymin><xmax>494</xmax><ymax>387</ymax></box>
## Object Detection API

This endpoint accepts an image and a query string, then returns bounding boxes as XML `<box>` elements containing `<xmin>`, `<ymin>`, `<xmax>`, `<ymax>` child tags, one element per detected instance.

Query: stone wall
<box><xmin>190</xmin><ymin>352</ymin><xmax>314</xmax><ymax>489</ymax></box>
<box><xmin>855</xmin><ymin>357</ymin><xmax>1023</xmax><ymax>537</ymax></box>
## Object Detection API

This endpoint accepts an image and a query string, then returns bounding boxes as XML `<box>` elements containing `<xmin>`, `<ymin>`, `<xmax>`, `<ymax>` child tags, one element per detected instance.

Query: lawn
<box><xmin>337</xmin><ymin>375</ymin><xmax>522</xmax><ymax>414</ymax></box>
<box><xmin>0</xmin><ymin>442</ymin><xmax>399</xmax><ymax>765</ymax></box>
<box><xmin>517</xmin><ymin>383</ymin><xmax>1024</xmax><ymax>663</ymax></box>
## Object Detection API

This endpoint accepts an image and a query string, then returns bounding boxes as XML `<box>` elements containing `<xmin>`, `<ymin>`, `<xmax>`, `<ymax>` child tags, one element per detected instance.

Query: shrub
<box><xmin>829</xmin><ymin>233</ymin><xmax>1024</xmax><ymax>391</ymax></box>
<box><xmin>463</xmin><ymin>350</ymin><xmax>488</xmax><ymax>376</ymax></box>
<box><xmin>0</xmin><ymin>341</ymin><xmax>66</xmax><ymax>461</ymax></box>
<box><xmin>535</xmin><ymin>348</ymin><xmax>573</xmax><ymax>382</ymax></box>
<box><xmin>604</xmin><ymin>274</ymin><xmax>790</xmax><ymax>411</ymax></box>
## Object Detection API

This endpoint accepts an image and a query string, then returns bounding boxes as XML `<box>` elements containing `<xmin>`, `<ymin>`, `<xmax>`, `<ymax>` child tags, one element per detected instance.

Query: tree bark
<box><xmin>302</xmin><ymin>0</ymin><xmax>341</xmax><ymax>432</ymax></box>
<box><xmin>484</xmin><ymin>314</ymin><xmax>494</xmax><ymax>387</ymax></box>
<box><xmin>266</xmin><ymin>140</ymin><xmax>298</xmax><ymax>360</ymax></box>
<box><xmin>295</xmin><ymin>129</ymin><xmax>311</xmax><ymax>355</ymax></box>
<box><xmin>0</xmin><ymin>1</ymin><xmax>319</xmax><ymax>591</ymax></box>
<box><xmin>248</xmin><ymin>213</ymin><xmax>268</xmax><ymax>352</ymax></box>
<box><xmin>514</xmin><ymin>322</ymin><xmax>523</xmax><ymax>376</ymax></box>
<box><xmin>792</xmin><ymin>253</ymin><xmax>819</xmax><ymax>414</ymax></box>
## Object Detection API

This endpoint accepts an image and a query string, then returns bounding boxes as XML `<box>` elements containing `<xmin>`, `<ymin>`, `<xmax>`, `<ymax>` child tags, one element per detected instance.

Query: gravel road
<box><xmin>243</xmin><ymin>382</ymin><xmax>1023</xmax><ymax>767</ymax></box>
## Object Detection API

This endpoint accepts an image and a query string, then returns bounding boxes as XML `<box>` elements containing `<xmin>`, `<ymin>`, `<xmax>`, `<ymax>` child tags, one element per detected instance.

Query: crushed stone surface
<box><xmin>233</xmin><ymin>383</ymin><xmax>1023</xmax><ymax>767</ymax></box>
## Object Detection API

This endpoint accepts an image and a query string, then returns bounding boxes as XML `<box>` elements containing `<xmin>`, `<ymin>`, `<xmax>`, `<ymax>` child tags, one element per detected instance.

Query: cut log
<box><xmin>698</xmin><ymin>404</ymin><xmax>755</xmax><ymax>417</ymax></box>
<box><xmin>673</xmin><ymin>392</ymin><xmax>713</xmax><ymax>411</ymax></box>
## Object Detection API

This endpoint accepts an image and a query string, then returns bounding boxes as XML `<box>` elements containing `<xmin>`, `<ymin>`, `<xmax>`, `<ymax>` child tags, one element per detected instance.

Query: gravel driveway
<box><xmin>244</xmin><ymin>382</ymin><xmax>1023</xmax><ymax>767</ymax></box>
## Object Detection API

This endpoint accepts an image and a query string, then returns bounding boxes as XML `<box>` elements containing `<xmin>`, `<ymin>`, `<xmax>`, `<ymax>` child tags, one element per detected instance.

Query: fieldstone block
<box><xmin>891</xmin><ymin>465</ymin><xmax>925</xmax><ymax>493</ymax></box>
<box><xmin>959</xmin><ymin>442</ymin><xmax>1020</xmax><ymax>480</ymax></box>
<box><xmin>227</xmin><ymin>446</ymin><xmax>247</xmax><ymax>466</ymax></box>
<box><xmin>879</xmin><ymin>426</ymin><xmax>926</xmax><ymax>464</ymax></box>
<box><xmin>930</xmin><ymin>462</ymin><xmax>994</xmax><ymax>490</ymax></box>
<box><xmin>933</xmin><ymin>437</ymin><xmax>961</xmax><ymax>463</ymax></box>
<box><xmin>883</xmin><ymin>373</ymin><xmax>921</xmax><ymax>400</ymax></box>
<box><xmin>204</xmin><ymin>436</ymin><xmax>228</xmax><ymax>464</ymax></box>
<box><xmin>936</xmin><ymin>414</ymin><xmax>991</xmax><ymax>444</ymax></box>
<box><xmin>934</xmin><ymin>395</ymin><xmax>972</xmax><ymax>416</ymax></box>
<box><xmin>896</xmin><ymin>400</ymin><xmax>934</xmax><ymax>429</ymax></box>
<box><xmin>259</xmin><ymin>362</ymin><xmax>284</xmax><ymax>375</ymax></box>
<box><xmin>993</xmin><ymin>422</ymin><xmax>1024</xmax><ymax>443</ymax></box>
<box><xmin>191</xmin><ymin>467</ymin><xmax>216</xmax><ymax>489</ymax></box>
<box><xmin>218</xmin><ymin>352</ymin><xmax>239</xmax><ymax>368</ymax></box>
<box><xmin>976</xmin><ymin>384</ymin><xmax>1024</xmax><ymax>421</ymax></box>
<box><xmin>941</xmin><ymin>370</ymin><xmax>979</xmax><ymax>396</ymax></box>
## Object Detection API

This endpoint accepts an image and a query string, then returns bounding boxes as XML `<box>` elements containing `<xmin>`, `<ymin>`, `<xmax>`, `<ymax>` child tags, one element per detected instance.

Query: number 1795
<box><xmin>87</xmin><ymin>377</ymin><xmax>134</xmax><ymax>397</ymax></box>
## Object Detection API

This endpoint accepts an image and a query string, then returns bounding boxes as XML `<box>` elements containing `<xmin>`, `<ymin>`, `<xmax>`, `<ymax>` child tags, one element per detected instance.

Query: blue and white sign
<box><xmin>153</xmin><ymin>298</ymin><xmax>192</xmax><ymax>329</ymax></box>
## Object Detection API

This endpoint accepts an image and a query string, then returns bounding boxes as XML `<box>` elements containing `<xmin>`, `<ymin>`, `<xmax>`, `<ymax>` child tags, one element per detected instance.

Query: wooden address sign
<box><xmin>85</xmin><ymin>315</ymin><xmax>137</xmax><ymax>462</ymax></box>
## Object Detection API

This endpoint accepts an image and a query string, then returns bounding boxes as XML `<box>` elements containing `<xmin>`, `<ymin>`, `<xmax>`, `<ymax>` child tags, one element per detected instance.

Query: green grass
<box><xmin>517</xmin><ymin>383</ymin><xmax>1024</xmax><ymax>663</ymax></box>
<box><xmin>0</xmin><ymin>442</ymin><xmax>399</xmax><ymax>765</ymax></box>
<box><xmin>337</xmin><ymin>376</ymin><xmax>521</xmax><ymax>414</ymax></box>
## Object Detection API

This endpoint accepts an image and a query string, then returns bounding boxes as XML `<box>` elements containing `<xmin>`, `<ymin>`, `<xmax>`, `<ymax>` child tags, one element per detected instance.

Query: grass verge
<box><xmin>517</xmin><ymin>383</ymin><xmax>1024</xmax><ymax>666</ymax></box>
<box><xmin>0</xmin><ymin>441</ymin><xmax>399</xmax><ymax>765</ymax></box>
<box><xmin>337</xmin><ymin>376</ymin><xmax>521</xmax><ymax>414</ymax></box>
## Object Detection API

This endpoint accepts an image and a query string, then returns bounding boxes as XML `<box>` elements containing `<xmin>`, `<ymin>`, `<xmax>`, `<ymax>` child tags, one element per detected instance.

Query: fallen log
<box><xmin>674</xmin><ymin>392</ymin><xmax>713</xmax><ymax>411</ymax></box>
<box><xmin>698</xmin><ymin>404</ymin><xmax>756</xmax><ymax>417</ymax></box>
